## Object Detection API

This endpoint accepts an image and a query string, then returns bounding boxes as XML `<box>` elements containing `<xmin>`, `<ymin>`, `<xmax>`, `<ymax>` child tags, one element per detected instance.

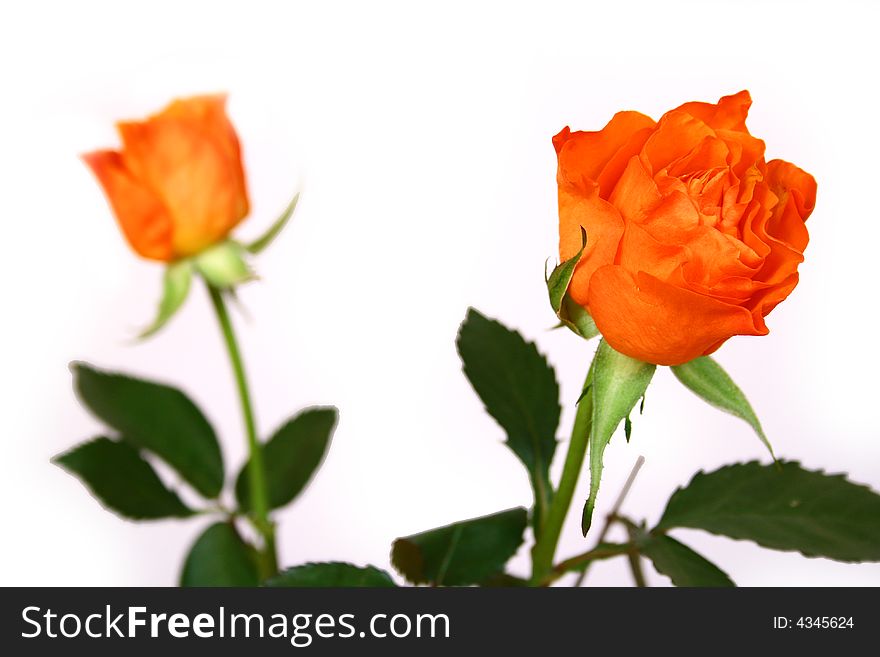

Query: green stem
<box><xmin>531</xmin><ymin>469</ymin><xmax>552</xmax><ymax>539</ymax></box>
<box><xmin>206</xmin><ymin>283</ymin><xmax>277</xmax><ymax>579</ymax></box>
<box><xmin>543</xmin><ymin>543</ymin><xmax>634</xmax><ymax>585</ymax></box>
<box><xmin>617</xmin><ymin>516</ymin><xmax>647</xmax><ymax>586</ymax></box>
<box><xmin>625</xmin><ymin>545</ymin><xmax>647</xmax><ymax>587</ymax></box>
<box><xmin>530</xmin><ymin>363</ymin><xmax>594</xmax><ymax>585</ymax></box>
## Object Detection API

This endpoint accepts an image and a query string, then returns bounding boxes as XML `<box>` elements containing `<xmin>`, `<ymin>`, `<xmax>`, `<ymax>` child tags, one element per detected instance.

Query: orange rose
<box><xmin>555</xmin><ymin>91</ymin><xmax>816</xmax><ymax>365</ymax></box>
<box><xmin>83</xmin><ymin>94</ymin><xmax>249</xmax><ymax>262</ymax></box>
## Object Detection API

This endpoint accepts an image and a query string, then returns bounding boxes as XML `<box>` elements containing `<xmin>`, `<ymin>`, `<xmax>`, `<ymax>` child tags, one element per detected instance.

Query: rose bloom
<box><xmin>555</xmin><ymin>91</ymin><xmax>816</xmax><ymax>365</ymax></box>
<box><xmin>83</xmin><ymin>94</ymin><xmax>249</xmax><ymax>262</ymax></box>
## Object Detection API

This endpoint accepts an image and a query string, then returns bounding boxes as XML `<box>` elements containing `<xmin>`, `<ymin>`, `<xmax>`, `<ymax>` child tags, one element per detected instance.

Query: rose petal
<box><xmin>617</xmin><ymin>221</ymin><xmax>686</xmax><ymax>282</ymax></box>
<box><xmin>554</xmin><ymin>111</ymin><xmax>656</xmax><ymax>191</ymax></box>
<box><xmin>559</xmin><ymin>181</ymin><xmax>626</xmax><ymax>306</ymax></box>
<box><xmin>608</xmin><ymin>156</ymin><xmax>664</xmax><ymax>223</ymax></box>
<box><xmin>716</xmin><ymin>128</ymin><xmax>766</xmax><ymax>181</ymax></box>
<box><xmin>117</xmin><ymin>96</ymin><xmax>249</xmax><ymax>258</ymax></box>
<box><xmin>666</xmin><ymin>136</ymin><xmax>730</xmax><ymax>179</ymax></box>
<box><xmin>161</xmin><ymin>95</ymin><xmax>247</xmax><ymax>183</ymax></box>
<box><xmin>588</xmin><ymin>265</ymin><xmax>764</xmax><ymax>365</ymax></box>
<box><xmin>82</xmin><ymin>150</ymin><xmax>173</xmax><ymax>261</ymax></box>
<box><xmin>746</xmin><ymin>272</ymin><xmax>800</xmax><ymax>332</ymax></box>
<box><xmin>595</xmin><ymin>126</ymin><xmax>654</xmax><ymax>199</ymax></box>
<box><xmin>766</xmin><ymin>159</ymin><xmax>816</xmax><ymax>252</ymax></box>
<box><xmin>675</xmin><ymin>90</ymin><xmax>752</xmax><ymax>132</ymax></box>
<box><xmin>682</xmin><ymin>225</ymin><xmax>762</xmax><ymax>284</ymax></box>
<box><xmin>640</xmin><ymin>109</ymin><xmax>716</xmax><ymax>174</ymax></box>
<box><xmin>742</xmin><ymin>185</ymin><xmax>806</xmax><ymax>286</ymax></box>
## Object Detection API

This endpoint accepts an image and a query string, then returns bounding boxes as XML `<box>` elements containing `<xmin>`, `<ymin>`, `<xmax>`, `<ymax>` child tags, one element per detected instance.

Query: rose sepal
<box><xmin>546</xmin><ymin>226</ymin><xmax>599</xmax><ymax>340</ymax></box>
<box><xmin>245</xmin><ymin>191</ymin><xmax>300</xmax><ymax>255</ymax></box>
<box><xmin>138</xmin><ymin>260</ymin><xmax>194</xmax><ymax>339</ymax></box>
<box><xmin>671</xmin><ymin>356</ymin><xmax>775</xmax><ymax>460</ymax></box>
<box><xmin>138</xmin><ymin>239</ymin><xmax>256</xmax><ymax>339</ymax></box>
<box><xmin>582</xmin><ymin>340</ymin><xmax>655</xmax><ymax>535</ymax></box>
<box><xmin>194</xmin><ymin>240</ymin><xmax>256</xmax><ymax>290</ymax></box>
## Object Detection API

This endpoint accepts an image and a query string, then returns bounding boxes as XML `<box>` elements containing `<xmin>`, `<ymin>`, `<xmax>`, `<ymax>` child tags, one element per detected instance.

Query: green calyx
<box><xmin>137</xmin><ymin>240</ymin><xmax>253</xmax><ymax>340</ymax></box>
<box><xmin>138</xmin><ymin>190</ymin><xmax>301</xmax><ymax>340</ymax></box>
<box><xmin>193</xmin><ymin>240</ymin><xmax>256</xmax><ymax>290</ymax></box>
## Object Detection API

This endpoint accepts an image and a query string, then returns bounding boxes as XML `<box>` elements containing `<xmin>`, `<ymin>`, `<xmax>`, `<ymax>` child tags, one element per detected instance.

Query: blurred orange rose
<box><xmin>83</xmin><ymin>94</ymin><xmax>249</xmax><ymax>261</ymax></box>
<box><xmin>555</xmin><ymin>91</ymin><xmax>816</xmax><ymax>365</ymax></box>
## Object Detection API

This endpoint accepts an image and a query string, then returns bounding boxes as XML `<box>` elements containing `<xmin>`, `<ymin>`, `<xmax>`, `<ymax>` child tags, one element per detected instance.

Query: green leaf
<box><xmin>639</xmin><ymin>534</ymin><xmax>734</xmax><ymax>587</ymax></box>
<box><xmin>391</xmin><ymin>507</ymin><xmax>528</xmax><ymax>586</ymax></box>
<box><xmin>656</xmin><ymin>461</ymin><xmax>880</xmax><ymax>562</ymax></box>
<box><xmin>139</xmin><ymin>260</ymin><xmax>193</xmax><ymax>339</ymax></box>
<box><xmin>582</xmin><ymin>340</ymin><xmax>655</xmax><ymax>535</ymax></box>
<box><xmin>72</xmin><ymin>363</ymin><xmax>224</xmax><ymax>498</ymax></box>
<box><xmin>53</xmin><ymin>437</ymin><xmax>193</xmax><ymax>520</ymax></box>
<box><xmin>236</xmin><ymin>407</ymin><xmax>337</xmax><ymax>512</ymax></box>
<box><xmin>265</xmin><ymin>562</ymin><xmax>396</xmax><ymax>587</ymax></box>
<box><xmin>246</xmin><ymin>191</ymin><xmax>300</xmax><ymax>254</ymax></box>
<box><xmin>194</xmin><ymin>240</ymin><xmax>254</xmax><ymax>289</ymax></box>
<box><xmin>180</xmin><ymin>522</ymin><xmax>260</xmax><ymax>587</ymax></box>
<box><xmin>456</xmin><ymin>309</ymin><xmax>559</xmax><ymax>532</ymax></box>
<box><xmin>478</xmin><ymin>571</ymin><xmax>529</xmax><ymax>587</ymax></box>
<box><xmin>671</xmin><ymin>356</ymin><xmax>774</xmax><ymax>459</ymax></box>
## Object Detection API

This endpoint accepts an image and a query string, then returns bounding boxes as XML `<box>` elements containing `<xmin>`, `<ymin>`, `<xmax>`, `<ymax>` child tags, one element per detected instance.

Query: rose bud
<box><xmin>83</xmin><ymin>94</ymin><xmax>250</xmax><ymax>262</ymax></box>
<box><xmin>554</xmin><ymin>91</ymin><xmax>816</xmax><ymax>365</ymax></box>
<box><xmin>82</xmin><ymin>94</ymin><xmax>300</xmax><ymax>336</ymax></box>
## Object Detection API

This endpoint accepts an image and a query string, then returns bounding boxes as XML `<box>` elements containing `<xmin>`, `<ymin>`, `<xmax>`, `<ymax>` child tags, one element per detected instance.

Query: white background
<box><xmin>1</xmin><ymin>0</ymin><xmax>878</xmax><ymax>587</ymax></box>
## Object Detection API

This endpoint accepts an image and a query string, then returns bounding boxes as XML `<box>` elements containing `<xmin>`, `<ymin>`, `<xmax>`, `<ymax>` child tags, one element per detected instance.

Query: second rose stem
<box><xmin>530</xmin><ymin>364</ymin><xmax>594</xmax><ymax>584</ymax></box>
<box><xmin>206</xmin><ymin>283</ymin><xmax>278</xmax><ymax>580</ymax></box>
